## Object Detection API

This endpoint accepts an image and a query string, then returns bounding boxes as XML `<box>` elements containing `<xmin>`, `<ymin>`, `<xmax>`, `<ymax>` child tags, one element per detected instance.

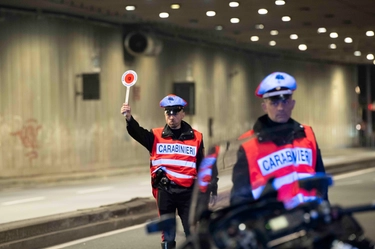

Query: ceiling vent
<box><xmin>124</xmin><ymin>31</ymin><xmax>163</xmax><ymax>56</ymax></box>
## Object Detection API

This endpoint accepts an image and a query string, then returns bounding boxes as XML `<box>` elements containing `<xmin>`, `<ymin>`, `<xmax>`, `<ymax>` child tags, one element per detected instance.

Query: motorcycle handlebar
<box><xmin>338</xmin><ymin>202</ymin><xmax>375</xmax><ymax>215</ymax></box>
<box><xmin>202</xmin><ymin>200</ymin><xmax>375</xmax><ymax>249</ymax></box>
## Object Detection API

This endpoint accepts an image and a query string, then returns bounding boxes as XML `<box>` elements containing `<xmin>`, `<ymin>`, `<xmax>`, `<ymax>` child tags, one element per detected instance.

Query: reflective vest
<box><xmin>198</xmin><ymin>146</ymin><xmax>219</xmax><ymax>193</ymax></box>
<box><xmin>242</xmin><ymin>125</ymin><xmax>318</xmax><ymax>209</ymax></box>
<box><xmin>150</xmin><ymin>127</ymin><xmax>203</xmax><ymax>187</ymax></box>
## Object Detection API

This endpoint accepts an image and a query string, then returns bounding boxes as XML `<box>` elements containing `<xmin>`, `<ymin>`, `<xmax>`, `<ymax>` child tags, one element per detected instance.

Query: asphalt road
<box><xmin>44</xmin><ymin>168</ymin><xmax>375</xmax><ymax>249</ymax></box>
<box><xmin>328</xmin><ymin>168</ymin><xmax>375</xmax><ymax>241</ymax></box>
<box><xmin>43</xmin><ymin>222</ymin><xmax>186</xmax><ymax>249</ymax></box>
<box><xmin>0</xmin><ymin>173</ymin><xmax>153</xmax><ymax>223</ymax></box>
<box><xmin>0</xmin><ymin>171</ymin><xmax>233</xmax><ymax>224</ymax></box>
<box><xmin>1</xmin><ymin>148</ymin><xmax>374</xmax><ymax>224</ymax></box>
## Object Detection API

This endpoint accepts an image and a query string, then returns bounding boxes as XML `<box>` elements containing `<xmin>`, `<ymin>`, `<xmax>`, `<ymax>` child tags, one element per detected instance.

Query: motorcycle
<box><xmin>146</xmin><ymin>137</ymin><xmax>375</xmax><ymax>249</ymax></box>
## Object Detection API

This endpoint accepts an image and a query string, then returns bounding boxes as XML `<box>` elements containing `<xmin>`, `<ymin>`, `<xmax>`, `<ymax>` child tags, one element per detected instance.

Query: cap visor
<box><xmin>263</xmin><ymin>89</ymin><xmax>293</xmax><ymax>98</ymax></box>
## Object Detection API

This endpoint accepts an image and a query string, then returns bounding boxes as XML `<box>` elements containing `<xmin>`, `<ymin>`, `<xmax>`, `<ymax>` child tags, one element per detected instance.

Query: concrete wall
<box><xmin>0</xmin><ymin>12</ymin><xmax>359</xmax><ymax>178</ymax></box>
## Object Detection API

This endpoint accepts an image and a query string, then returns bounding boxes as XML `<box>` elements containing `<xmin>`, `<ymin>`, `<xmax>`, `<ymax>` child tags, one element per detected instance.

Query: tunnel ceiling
<box><xmin>1</xmin><ymin>0</ymin><xmax>375</xmax><ymax>65</ymax></box>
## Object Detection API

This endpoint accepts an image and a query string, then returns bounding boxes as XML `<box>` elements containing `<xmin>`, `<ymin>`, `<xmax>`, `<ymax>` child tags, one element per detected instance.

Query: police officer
<box><xmin>121</xmin><ymin>94</ymin><xmax>205</xmax><ymax>249</ymax></box>
<box><xmin>230</xmin><ymin>72</ymin><xmax>328</xmax><ymax>208</ymax></box>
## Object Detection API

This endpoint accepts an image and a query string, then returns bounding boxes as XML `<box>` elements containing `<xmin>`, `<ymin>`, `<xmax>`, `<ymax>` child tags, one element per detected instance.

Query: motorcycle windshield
<box><xmin>189</xmin><ymin>133</ymin><xmax>331</xmax><ymax>227</ymax></box>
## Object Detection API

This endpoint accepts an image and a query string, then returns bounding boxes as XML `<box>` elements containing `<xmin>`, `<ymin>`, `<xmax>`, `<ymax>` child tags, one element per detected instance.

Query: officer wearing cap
<box><xmin>230</xmin><ymin>72</ymin><xmax>328</xmax><ymax>208</ymax></box>
<box><xmin>121</xmin><ymin>94</ymin><xmax>209</xmax><ymax>249</ymax></box>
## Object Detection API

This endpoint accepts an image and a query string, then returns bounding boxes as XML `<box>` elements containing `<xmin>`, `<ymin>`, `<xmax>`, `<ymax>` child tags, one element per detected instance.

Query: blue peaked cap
<box><xmin>159</xmin><ymin>94</ymin><xmax>187</xmax><ymax>108</ymax></box>
<box><xmin>255</xmin><ymin>72</ymin><xmax>297</xmax><ymax>98</ymax></box>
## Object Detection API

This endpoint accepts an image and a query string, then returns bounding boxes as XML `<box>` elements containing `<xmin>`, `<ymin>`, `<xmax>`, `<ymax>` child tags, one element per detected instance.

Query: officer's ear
<box><xmin>181</xmin><ymin>110</ymin><xmax>185</xmax><ymax>119</ymax></box>
<box><xmin>261</xmin><ymin>101</ymin><xmax>267</xmax><ymax>113</ymax></box>
<box><xmin>291</xmin><ymin>99</ymin><xmax>296</xmax><ymax>109</ymax></box>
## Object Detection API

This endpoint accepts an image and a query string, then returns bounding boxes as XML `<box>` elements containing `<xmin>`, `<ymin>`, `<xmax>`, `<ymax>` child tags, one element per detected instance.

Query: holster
<box><xmin>152</xmin><ymin>169</ymin><xmax>170</xmax><ymax>189</ymax></box>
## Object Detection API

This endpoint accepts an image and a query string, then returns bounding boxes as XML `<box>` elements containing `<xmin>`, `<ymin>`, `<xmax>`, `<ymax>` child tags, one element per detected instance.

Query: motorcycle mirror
<box><xmin>145</xmin><ymin>213</ymin><xmax>176</xmax><ymax>234</ymax></box>
<box><xmin>298</xmin><ymin>173</ymin><xmax>333</xmax><ymax>192</ymax></box>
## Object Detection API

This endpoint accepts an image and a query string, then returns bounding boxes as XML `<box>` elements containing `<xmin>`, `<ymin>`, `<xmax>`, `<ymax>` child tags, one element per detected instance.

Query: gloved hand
<box><xmin>121</xmin><ymin>103</ymin><xmax>132</xmax><ymax>121</ymax></box>
<box><xmin>208</xmin><ymin>180</ymin><xmax>218</xmax><ymax>207</ymax></box>
<box><xmin>209</xmin><ymin>192</ymin><xmax>217</xmax><ymax>207</ymax></box>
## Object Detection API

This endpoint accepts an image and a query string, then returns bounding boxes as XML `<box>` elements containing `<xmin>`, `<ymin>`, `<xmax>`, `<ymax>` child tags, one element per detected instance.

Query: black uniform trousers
<box><xmin>156</xmin><ymin>184</ymin><xmax>193</xmax><ymax>242</ymax></box>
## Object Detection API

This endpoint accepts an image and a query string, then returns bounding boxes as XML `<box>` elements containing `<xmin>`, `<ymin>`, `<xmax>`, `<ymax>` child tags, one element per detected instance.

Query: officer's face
<box><xmin>261</xmin><ymin>95</ymin><xmax>295</xmax><ymax>123</ymax></box>
<box><xmin>164</xmin><ymin>109</ymin><xmax>185</xmax><ymax>129</ymax></box>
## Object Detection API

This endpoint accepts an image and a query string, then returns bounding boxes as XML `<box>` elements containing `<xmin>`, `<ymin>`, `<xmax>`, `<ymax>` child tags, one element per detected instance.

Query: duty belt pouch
<box><xmin>152</xmin><ymin>169</ymin><xmax>170</xmax><ymax>189</ymax></box>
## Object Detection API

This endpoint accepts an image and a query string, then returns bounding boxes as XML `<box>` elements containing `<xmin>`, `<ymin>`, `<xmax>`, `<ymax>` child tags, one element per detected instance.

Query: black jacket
<box><xmin>230</xmin><ymin>114</ymin><xmax>328</xmax><ymax>205</ymax></box>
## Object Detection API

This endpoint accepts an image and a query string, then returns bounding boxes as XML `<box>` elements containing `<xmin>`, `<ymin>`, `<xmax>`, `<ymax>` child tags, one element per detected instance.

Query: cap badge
<box><xmin>275</xmin><ymin>74</ymin><xmax>285</xmax><ymax>83</ymax></box>
<box><xmin>275</xmin><ymin>74</ymin><xmax>285</xmax><ymax>80</ymax></box>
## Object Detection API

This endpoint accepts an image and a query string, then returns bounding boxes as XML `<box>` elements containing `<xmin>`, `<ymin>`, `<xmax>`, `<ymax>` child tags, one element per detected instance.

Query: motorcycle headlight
<box><xmin>266</xmin><ymin>215</ymin><xmax>289</xmax><ymax>231</ymax></box>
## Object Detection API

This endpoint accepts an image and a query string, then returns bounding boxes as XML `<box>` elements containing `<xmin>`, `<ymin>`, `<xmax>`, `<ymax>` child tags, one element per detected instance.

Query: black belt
<box><xmin>169</xmin><ymin>182</ymin><xmax>193</xmax><ymax>189</ymax></box>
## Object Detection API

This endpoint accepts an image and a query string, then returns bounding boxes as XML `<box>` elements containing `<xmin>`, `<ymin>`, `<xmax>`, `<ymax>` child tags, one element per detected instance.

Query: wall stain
<box><xmin>11</xmin><ymin>119</ymin><xmax>42</xmax><ymax>163</ymax></box>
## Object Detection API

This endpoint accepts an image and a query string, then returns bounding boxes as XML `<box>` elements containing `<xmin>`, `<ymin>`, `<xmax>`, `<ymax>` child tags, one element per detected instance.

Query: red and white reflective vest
<box><xmin>198</xmin><ymin>146</ymin><xmax>219</xmax><ymax>193</ymax></box>
<box><xmin>150</xmin><ymin>127</ymin><xmax>203</xmax><ymax>187</ymax></box>
<box><xmin>241</xmin><ymin>125</ymin><xmax>318</xmax><ymax>209</ymax></box>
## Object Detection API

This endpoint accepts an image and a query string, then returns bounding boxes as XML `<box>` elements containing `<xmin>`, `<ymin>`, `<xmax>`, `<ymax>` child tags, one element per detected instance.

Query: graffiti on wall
<box><xmin>11</xmin><ymin>119</ymin><xmax>42</xmax><ymax>163</ymax></box>
<box><xmin>133</xmin><ymin>86</ymin><xmax>141</xmax><ymax>101</ymax></box>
